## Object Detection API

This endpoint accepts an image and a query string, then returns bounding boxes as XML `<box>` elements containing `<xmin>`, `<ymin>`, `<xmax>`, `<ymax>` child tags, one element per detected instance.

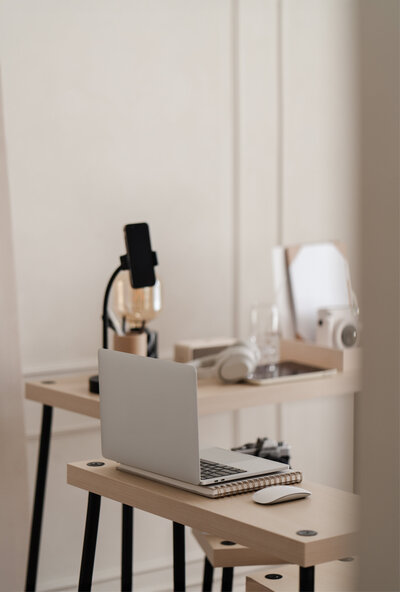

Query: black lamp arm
<box><xmin>102</xmin><ymin>255</ymin><xmax>129</xmax><ymax>349</ymax></box>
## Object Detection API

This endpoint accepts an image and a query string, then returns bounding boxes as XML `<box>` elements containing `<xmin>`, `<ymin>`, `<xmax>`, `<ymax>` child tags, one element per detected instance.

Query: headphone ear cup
<box><xmin>188</xmin><ymin>343</ymin><xmax>260</xmax><ymax>383</ymax></box>
<box><xmin>218</xmin><ymin>354</ymin><xmax>253</xmax><ymax>382</ymax></box>
<box><xmin>216</xmin><ymin>345</ymin><xmax>259</xmax><ymax>383</ymax></box>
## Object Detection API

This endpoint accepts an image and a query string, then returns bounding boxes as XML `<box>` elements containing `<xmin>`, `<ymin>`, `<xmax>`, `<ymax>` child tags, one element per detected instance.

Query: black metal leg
<box><xmin>299</xmin><ymin>566</ymin><xmax>315</xmax><ymax>592</ymax></box>
<box><xmin>25</xmin><ymin>404</ymin><xmax>53</xmax><ymax>592</ymax></box>
<box><xmin>202</xmin><ymin>557</ymin><xmax>214</xmax><ymax>592</ymax></box>
<box><xmin>173</xmin><ymin>522</ymin><xmax>185</xmax><ymax>591</ymax></box>
<box><xmin>221</xmin><ymin>567</ymin><xmax>234</xmax><ymax>592</ymax></box>
<box><xmin>78</xmin><ymin>493</ymin><xmax>101</xmax><ymax>591</ymax></box>
<box><xmin>121</xmin><ymin>504</ymin><xmax>133</xmax><ymax>591</ymax></box>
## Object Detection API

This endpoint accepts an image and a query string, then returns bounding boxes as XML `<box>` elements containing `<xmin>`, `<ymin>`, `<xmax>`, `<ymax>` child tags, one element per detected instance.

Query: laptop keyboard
<box><xmin>200</xmin><ymin>459</ymin><xmax>247</xmax><ymax>480</ymax></box>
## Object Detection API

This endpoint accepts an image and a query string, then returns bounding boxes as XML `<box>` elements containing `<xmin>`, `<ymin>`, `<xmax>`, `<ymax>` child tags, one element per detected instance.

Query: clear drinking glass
<box><xmin>249</xmin><ymin>303</ymin><xmax>280</xmax><ymax>367</ymax></box>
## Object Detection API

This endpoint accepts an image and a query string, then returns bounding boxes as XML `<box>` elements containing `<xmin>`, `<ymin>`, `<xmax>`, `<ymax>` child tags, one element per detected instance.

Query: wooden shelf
<box><xmin>196</xmin><ymin>371</ymin><xmax>359</xmax><ymax>415</ymax></box>
<box><xmin>246</xmin><ymin>560</ymin><xmax>358</xmax><ymax>591</ymax></box>
<box><xmin>25</xmin><ymin>369</ymin><xmax>361</xmax><ymax>419</ymax></box>
<box><xmin>67</xmin><ymin>459</ymin><xmax>359</xmax><ymax>567</ymax></box>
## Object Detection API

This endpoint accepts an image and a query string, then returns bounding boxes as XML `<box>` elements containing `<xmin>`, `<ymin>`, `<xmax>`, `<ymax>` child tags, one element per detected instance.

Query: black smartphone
<box><xmin>124</xmin><ymin>223</ymin><xmax>156</xmax><ymax>288</ymax></box>
<box><xmin>246</xmin><ymin>360</ymin><xmax>336</xmax><ymax>384</ymax></box>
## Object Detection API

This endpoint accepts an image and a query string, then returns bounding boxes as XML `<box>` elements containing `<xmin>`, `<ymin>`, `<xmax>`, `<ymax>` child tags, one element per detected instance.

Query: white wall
<box><xmin>0</xmin><ymin>1</ymin><xmax>360</xmax><ymax>590</ymax></box>
<box><xmin>237</xmin><ymin>0</ymin><xmax>359</xmax><ymax>491</ymax></box>
<box><xmin>279</xmin><ymin>0</ymin><xmax>359</xmax><ymax>491</ymax></box>
<box><xmin>0</xmin><ymin>0</ymin><xmax>234</xmax><ymax>372</ymax></box>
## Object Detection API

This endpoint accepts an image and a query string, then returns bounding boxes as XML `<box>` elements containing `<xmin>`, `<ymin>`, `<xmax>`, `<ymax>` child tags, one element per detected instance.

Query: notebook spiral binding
<box><xmin>209</xmin><ymin>470</ymin><xmax>303</xmax><ymax>498</ymax></box>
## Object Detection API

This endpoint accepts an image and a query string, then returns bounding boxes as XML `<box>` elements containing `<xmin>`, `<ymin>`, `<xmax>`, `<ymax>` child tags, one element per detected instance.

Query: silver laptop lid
<box><xmin>99</xmin><ymin>349</ymin><xmax>201</xmax><ymax>483</ymax></box>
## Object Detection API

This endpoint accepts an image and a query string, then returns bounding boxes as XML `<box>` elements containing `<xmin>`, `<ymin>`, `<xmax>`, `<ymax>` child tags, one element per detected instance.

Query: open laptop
<box><xmin>99</xmin><ymin>349</ymin><xmax>289</xmax><ymax>495</ymax></box>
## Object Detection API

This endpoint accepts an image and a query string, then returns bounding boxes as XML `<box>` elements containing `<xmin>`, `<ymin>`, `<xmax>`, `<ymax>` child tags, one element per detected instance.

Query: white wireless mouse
<box><xmin>253</xmin><ymin>485</ymin><xmax>311</xmax><ymax>505</ymax></box>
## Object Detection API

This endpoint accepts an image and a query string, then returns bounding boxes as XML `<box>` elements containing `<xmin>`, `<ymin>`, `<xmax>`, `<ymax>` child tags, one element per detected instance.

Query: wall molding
<box><xmin>23</xmin><ymin>358</ymin><xmax>97</xmax><ymax>379</ymax></box>
<box><xmin>22</xmin><ymin>348</ymin><xmax>174</xmax><ymax>379</ymax></box>
<box><xmin>25</xmin><ymin>421</ymin><xmax>100</xmax><ymax>441</ymax></box>
<box><xmin>231</xmin><ymin>0</ymin><xmax>240</xmax><ymax>338</ymax></box>
<box><xmin>276</xmin><ymin>0</ymin><xmax>284</xmax><ymax>246</ymax></box>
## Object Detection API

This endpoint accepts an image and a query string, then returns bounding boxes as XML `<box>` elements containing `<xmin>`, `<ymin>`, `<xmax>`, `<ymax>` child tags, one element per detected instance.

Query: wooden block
<box><xmin>246</xmin><ymin>558</ymin><xmax>358</xmax><ymax>591</ymax></box>
<box><xmin>174</xmin><ymin>337</ymin><xmax>237</xmax><ymax>362</ymax></box>
<box><xmin>113</xmin><ymin>332</ymin><xmax>147</xmax><ymax>356</ymax></box>
<box><xmin>192</xmin><ymin>530</ymin><xmax>285</xmax><ymax>567</ymax></box>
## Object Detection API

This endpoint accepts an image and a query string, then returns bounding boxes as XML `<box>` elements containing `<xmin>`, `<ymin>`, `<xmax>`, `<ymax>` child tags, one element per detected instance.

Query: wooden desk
<box><xmin>26</xmin><ymin>370</ymin><xmax>360</xmax><ymax>418</ymax></box>
<box><xmin>25</xmin><ymin>369</ymin><xmax>360</xmax><ymax>591</ymax></box>
<box><xmin>67</xmin><ymin>459</ymin><xmax>359</xmax><ymax>592</ymax></box>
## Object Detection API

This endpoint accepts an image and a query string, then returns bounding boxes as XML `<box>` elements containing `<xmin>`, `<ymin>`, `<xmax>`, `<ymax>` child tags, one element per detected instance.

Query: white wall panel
<box><xmin>236</xmin><ymin>0</ymin><xmax>280</xmax><ymax>339</ymax></box>
<box><xmin>278</xmin><ymin>0</ymin><xmax>359</xmax><ymax>490</ymax></box>
<box><xmin>235</xmin><ymin>0</ymin><xmax>359</xmax><ymax>490</ymax></box>
<box><xmin>0</xmin><ymin>0</ymin><xmax>234</xmax><ymax>373</ymax></box>
<box><xmin>233</xmin><ymin>0</ymin><xmax>281</xmax><ymax>451</ymax></box>
<box><xmin>283</xmin><ymin>394</ymin><xmax>354</xmax><ymax>491</ymax></box>
<box><xmin>282</xmin><ymin>0</ymin><xmax>360</xmax><ymax>291</ymax></box>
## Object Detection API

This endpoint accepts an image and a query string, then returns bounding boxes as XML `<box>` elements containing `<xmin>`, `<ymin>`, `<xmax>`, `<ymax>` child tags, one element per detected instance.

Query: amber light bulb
<box><xmin>113</xmin><ymin>270</ymin><xmax>162</xmax><ymax>329</ymax></box>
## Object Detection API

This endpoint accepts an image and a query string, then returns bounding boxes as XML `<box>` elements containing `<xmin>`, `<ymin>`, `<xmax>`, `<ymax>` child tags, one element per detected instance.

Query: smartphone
<box><xmin>246</xmin><ymin>360</ymin><xmax>337</xmax><ymax>385</ymax></box>
<box><xmin>124</xmin><ymin>223</ymin><xmax>156</xmax><ymax>289</ymax></box>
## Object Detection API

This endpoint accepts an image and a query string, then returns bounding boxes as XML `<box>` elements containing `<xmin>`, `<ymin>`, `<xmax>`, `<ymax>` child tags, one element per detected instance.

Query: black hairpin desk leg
<box><xmin>173</xmin><ymin>522</ymin><xmax>185</xmax><ymax>591</ymax></box>
<box><xmin>25</xmin><ymin>404</ymin><xmax>53</xmax><ymax>592</ymax></box>
<box><xmin>78</xmin><ymin>492</ymin><xmax>101</xmax><ymax>591</ymax></box>
<box><xmin>221</xmin><ymin>567</ymin><xmax>234</xmax><ymax>591</ymax></box>
<box><xmin>202</xmin><ymin>557</ymin><xmax>214</xmax><ymax>592</ymax></box>
<box><xmin>122</xmin><ymin>504</ymin><xmax>133</xmax><ymax>591</ymax></box>
<box><xmin>299</xmin><ymin>566</ymin><xmax>315</xmax><ymax>592</ymax></box>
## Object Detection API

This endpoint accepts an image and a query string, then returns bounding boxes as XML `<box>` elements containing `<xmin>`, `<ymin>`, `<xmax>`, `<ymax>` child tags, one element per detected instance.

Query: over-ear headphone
<box><xmin>188</xmin><ymin>342</ymin><xmax>260</xmax><ymax>383</ymax></box>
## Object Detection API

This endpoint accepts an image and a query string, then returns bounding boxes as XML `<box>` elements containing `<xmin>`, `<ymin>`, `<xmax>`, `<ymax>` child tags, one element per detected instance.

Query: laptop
<box><xmin>98</xmin><ymin>349</ymin><xmax>289</xmax><ymax>495</ymax></box>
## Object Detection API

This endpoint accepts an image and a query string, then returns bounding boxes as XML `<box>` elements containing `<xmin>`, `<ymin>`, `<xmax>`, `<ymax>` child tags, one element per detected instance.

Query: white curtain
<box><xmin>0</xmin><ymin>68</ymin><xmax>29</xmax><ymax>591</ymax></box>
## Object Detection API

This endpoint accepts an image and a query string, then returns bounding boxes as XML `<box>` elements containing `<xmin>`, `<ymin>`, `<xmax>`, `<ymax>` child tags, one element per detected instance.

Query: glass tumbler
<box><xmin>249</xmin><ymin>303</ymin><xmax>280</xmax><ymax>367</ymax></box>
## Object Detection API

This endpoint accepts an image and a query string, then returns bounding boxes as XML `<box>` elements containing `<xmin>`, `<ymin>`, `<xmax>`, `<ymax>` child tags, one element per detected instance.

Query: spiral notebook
<box><xmin>119</xmin><ymin>464</ymin><xmax>303</xmax><ymax>498</ymax></box>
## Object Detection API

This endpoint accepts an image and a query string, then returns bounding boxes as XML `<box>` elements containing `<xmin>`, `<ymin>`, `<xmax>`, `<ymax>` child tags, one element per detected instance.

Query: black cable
<box><xmin>102</xmin><ymin>264</ymin><xmax>123</xmax><ymax>349</ymax></box>
<box><xmin>90</xmin><ymin>256</ymin><xmax>129</xmax><ymax>393</ymax></box>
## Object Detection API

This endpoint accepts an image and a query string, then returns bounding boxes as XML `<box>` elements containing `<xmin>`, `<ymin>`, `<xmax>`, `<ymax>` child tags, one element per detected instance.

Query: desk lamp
<box><xmin>88</xmin><ymin>222</ymin><xmax>159</xmax><ymax>394</ymax></box>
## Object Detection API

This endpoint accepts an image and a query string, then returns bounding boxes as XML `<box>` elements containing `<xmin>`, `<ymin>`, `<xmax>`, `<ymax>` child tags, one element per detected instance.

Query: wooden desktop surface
<box><xmin>26</xmin><ymin>370</ymin><xmax>360</xmax><ymax>419</ymax></box>
<box><xmin>67</xmin><ymin>459</ymin><xmax>359</xmax><ymax>568</ymax></box>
